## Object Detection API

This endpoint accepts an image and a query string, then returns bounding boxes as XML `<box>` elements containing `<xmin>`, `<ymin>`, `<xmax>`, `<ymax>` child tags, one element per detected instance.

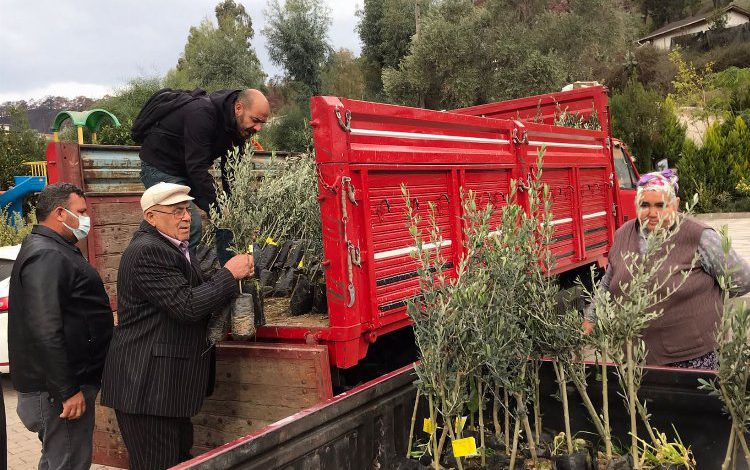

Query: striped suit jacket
<box><xmin>100</xmin><ymin>221</ymin><xmax>238</xmax><ymax>417</ymax></box>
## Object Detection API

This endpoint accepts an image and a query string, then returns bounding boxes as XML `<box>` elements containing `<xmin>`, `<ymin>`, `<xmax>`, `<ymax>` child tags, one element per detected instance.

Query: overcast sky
<box><xmin>0</xmin><ymin>0</ymin><xmax>362</xmax><ymax>102</ymax></box>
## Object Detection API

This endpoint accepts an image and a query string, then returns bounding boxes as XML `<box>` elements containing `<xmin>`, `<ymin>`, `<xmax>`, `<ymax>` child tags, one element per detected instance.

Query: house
<box><xmin>636</xmin><ymin>4</ymin><xmax>750</xmax><ymax>50</ymax></box>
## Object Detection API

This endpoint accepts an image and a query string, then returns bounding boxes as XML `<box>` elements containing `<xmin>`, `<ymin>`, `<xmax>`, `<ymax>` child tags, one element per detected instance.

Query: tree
<box><xmin>264</xmin><ymin>0</ymin><xmax>332</xmax><ymax>98</ymax></box>
<box><xmin>530</xmin><ymin>0</ymin><xmax>641</xmax><ymax>84</ymax></box>
<box><xmin>167</xmin><ymin>0</ymin><xmax>266</xmax><ymax>91</ymax></box>
<box><xmin>356</xmin><ymin>0</ymin><xmax>425</xmax><ymax>99</ymax></box>
<box><xmin>92</xmin><ymin>76</ymin><xmax>164</xmax><ymax>145</ymax></box>
<box><xmin>610</xmin><ymin>79</ymin><xmax>687</xmax><ymax>172</ymax></box>
<box><xmin>382</xmin><ymin>0</ymin><xmax>640</xmax><ymax>109</ymax></box>
<box><xmin>636</xmin><ymin>0</ymin><xmax>701</xmax><ymax>29</ymax></box>
<box><xmin>383</xmin><ymin>0</ymin><xmax>567</xmax><ymax>109</ymax></box>
<box><xmin>0</xmin><ymin>106</ymin><xmax>47</xmax><ymax>190</ymax></box>
<box><xmin>321</xmin><ymin>49</ymin><xmax>366</xmax><ymax>99</ymax></box>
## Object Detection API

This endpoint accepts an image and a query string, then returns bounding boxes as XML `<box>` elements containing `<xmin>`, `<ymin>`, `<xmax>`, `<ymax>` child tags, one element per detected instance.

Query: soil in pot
<box><xmin>231</xmin><ymin>293</ymin><xmax>256</xmax><ymax>340</ymax></box>
<box><xmin>553</xmin><ymin>450</ymin><xmax>593</xmax><ymax>470</ymax></box>
<box><xmin>207</xmin><ymin>304</ymin><xmax>231</xmax><ymax>345</ymax></box>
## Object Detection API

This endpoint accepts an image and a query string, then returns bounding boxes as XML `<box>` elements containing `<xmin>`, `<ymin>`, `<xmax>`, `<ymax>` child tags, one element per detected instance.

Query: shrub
<box><xmin>610</xmin><ymin>80</ymin><xmax>687</xmax><ymax>172</ymax></box>
<box><xmin>263</xmin><ymin>104</ymin><xmax>313</xmax><ymax>152</ymax></box>
<box><xmin>604</xmin><ymin>45</ymin><xmax>677</xmax><ymax>95</ymax></box>
<box><xmin>0</xmin><ymin>209</ymin><xmax>35</xmax><ymax>246</ymax></box>
<box><xmin>678</xmin><ymin>116</ymin><xmax>750</xmax><ymax>212</ymax></box>
<box><xmin>0</xmin><ymin>106</ymin><xmax>47</xmax><ymax>190</ymax></box>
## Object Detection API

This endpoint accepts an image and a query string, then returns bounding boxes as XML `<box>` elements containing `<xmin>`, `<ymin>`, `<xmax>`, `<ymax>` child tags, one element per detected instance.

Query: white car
<box><xmin>0</xmin><ymin>244</ymin><xmax>21</xmax><ymax>374</ymax></box>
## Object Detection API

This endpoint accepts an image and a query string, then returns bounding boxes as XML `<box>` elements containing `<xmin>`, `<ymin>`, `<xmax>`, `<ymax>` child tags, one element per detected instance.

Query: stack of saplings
<box><xmin>206</xmin><ymin>144</ymin><xmax>325</xmax><ymax>343</ymax></box>
<box><xmin>699</xmin><ymin>227</ymin><xmax>750</xmax><ymax>470</ymax></box>
<box><xmin>404</xmin><ymin>149</ymin><xmax>709</xmax><ymax>470</ymax></box>
<box><xmin>254</xmin><ymin>239</ymin><xmax>327</xmax><ymax>315</ymax></box>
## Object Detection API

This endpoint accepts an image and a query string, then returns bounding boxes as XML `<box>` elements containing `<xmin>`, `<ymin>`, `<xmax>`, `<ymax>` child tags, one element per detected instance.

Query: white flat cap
<box><xmin>141</xmin><ymin>182</ymin><xmax>194</xmax><ymax>212</ymax></box>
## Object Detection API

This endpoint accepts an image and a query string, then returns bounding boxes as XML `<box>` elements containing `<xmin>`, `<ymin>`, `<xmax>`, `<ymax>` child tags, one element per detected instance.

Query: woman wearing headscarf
<box><xmin>583</xmin><ymin>170</ymin><xmax>750</xmax><ymax>369</ymax></box>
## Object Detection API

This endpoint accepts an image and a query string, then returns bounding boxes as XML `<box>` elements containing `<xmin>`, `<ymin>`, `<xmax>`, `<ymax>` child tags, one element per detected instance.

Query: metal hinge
<box><xmin>335</xmin><ymin>107</ymin><xmax>351</xmax><ymax>132</ymax></box>
<box><xmin>512</xmin><ymin>128</ymin><xmax>529</xmax><ymax>145</ymax></box>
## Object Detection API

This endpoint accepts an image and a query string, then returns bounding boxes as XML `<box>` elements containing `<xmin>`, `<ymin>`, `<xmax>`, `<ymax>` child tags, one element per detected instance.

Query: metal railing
<box><xmin>23</xmin><ymin>161</ymin><xmax>47</xmax><ymax>178</ymax></box>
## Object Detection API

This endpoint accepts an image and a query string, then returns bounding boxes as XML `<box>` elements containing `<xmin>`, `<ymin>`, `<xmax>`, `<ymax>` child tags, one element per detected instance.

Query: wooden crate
<box><xmin>93</xmin><ymin>343</ymin><xmax>332</xmax><ymax>468</ymax></box>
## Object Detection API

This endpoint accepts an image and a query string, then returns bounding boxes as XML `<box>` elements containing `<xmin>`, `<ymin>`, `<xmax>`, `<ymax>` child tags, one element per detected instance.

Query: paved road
<box><xmin>696</xmin><ymin>213</ymin><xmax>750</xmax><ymax>262</ymax></box>
<box><xmin>3</xmin><ymin>377</ymin><xmax>115</xmax><ymax>470</ymax></box>
<box><xmin>2</xmin><ymin>214</ymin><xmax>749</xmax><ymax>469</ymax></box>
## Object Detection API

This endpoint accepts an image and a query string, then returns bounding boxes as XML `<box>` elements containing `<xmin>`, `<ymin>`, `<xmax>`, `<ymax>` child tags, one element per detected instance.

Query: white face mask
<box><xmin>63</xmin><ymin>208</ymin><xmax>91</xmax><ymax>241</ymax></box>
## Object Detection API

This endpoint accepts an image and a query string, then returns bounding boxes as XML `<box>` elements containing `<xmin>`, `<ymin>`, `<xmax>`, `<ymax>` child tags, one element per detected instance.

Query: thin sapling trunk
<box><xmin>626</xmin><ymin>339</ymin><xmax>640</xmax><ymax>468</ymax></box>
<box><xmin>553</xmin><ymin>361</ymin><xmax>574</xmax><ymax>454</ymax></box>
<box><xmin>407</xmin><ymin>392</ymin><xmax>420</xmax><ymax>458</ymax></box>
<box><xmin>478</xmin><ymin>379</ymin><xmax>486</xmax><ymax>467</ymax></box>
<box><xmin>601</xmin><ymin>345</ymin><xmax>613</xmax><ymax>462</ymax></box>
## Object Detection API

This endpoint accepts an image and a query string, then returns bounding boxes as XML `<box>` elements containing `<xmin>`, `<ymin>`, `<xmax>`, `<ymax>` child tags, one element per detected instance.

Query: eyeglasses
<box><xmin>151</xmin><ymin>207</ymin><xmax>190</xmax><ymax>219</ymax></box>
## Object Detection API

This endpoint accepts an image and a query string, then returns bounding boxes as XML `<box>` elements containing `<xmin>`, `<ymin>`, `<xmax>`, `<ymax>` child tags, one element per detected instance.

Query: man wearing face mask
<box><xmin>137</xmin><ymin>88</ymin><xmax>270</xmax><ymax>265</ymax></box>
<box><xmin>9</xmin><ymin>183</ymin><xmax>114</xmax><ymax>470</ymax></box>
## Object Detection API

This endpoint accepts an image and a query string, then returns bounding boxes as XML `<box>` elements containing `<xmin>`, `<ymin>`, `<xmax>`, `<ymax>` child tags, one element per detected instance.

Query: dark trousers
<box><xmin>115</xmin><ymin>410</ymin><xmax>193</xmax><ymax>470</ymax></box>
<box><xmin>15</xmin><ymin>385</ymin><xmax>99</xmax><ymax>470</ymax></box>
<box><xmin>140</xmin><ymin>161</ymin><xmax>235</xmax><ymax>266</ymax></box>
<box><xmin>0</xmin><ymin>379</ymin><xmax>6</xmax><ymax>470</ymax></box>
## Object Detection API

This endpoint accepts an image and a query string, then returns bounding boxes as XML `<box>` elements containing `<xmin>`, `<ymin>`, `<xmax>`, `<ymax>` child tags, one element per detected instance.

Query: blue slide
<box><xmin>0</xmin><ymin>176</ymin><xmax>46</xmax><ymax>225</ymax></box>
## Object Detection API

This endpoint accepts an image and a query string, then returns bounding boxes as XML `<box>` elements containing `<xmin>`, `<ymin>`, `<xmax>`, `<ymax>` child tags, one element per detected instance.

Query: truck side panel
<box><xmin>310</xmin><ymin>96</ymin><xmax>616</xmax><ymax>368</ymax></box>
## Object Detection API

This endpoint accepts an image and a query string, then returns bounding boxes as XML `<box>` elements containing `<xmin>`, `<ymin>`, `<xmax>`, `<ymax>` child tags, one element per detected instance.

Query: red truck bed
<box><xmin>295</xmin><ymin>87</ymin><xmax>623</xmax><ymax>368</ymax></box>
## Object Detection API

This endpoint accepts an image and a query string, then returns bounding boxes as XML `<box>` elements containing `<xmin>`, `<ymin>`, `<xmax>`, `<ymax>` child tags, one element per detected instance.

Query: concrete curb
<box><xmin>695</xmin><ymin>212</ymin><xmax>750</xmax><ymax>220</ymax></box>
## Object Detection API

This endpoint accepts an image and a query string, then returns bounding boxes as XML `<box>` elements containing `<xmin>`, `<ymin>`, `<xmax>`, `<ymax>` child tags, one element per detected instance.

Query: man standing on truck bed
<box><xmin>135</xmin><ymin>88</ymin><xmax>270</xmax><ymax>265</ymax></box>
<box><xmin>9</xmin><ymin>183</ymin><xmax>114</xmax><ymax>470</ymax></box>
<box><xmin>100</xmin><ymin>182</ymin><xmax>254</xmax><ymax>469</ymax></box>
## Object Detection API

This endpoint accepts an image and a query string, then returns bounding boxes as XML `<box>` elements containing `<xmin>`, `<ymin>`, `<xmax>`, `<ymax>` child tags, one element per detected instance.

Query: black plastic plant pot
<box><xmin>231</xmin><ymin>293</ymin><xmax>256</xmax><ymax>340</ymax></box>
<box><xmin>553</xmin><ymin>450</ymin><xmax>593</xmax><ymax>470</ymax></box>
<box><xmin>243</xmin><ymin>280</ymin><xmax>265</xmax><ymax>327</ymax></box>
<box><xmin>290</xmin><ymin>273</ymin><xmax>314</xmax><ymax>316</ymax></box>
<box><xmin>494</xmin><ymin>455</ymin><xmax>526</xmax><ymax>470</ymax></box>
<box><xmin>605</xmin><ymin>455</ymin><xmax>633</xmax><ymax>470</ymax></box>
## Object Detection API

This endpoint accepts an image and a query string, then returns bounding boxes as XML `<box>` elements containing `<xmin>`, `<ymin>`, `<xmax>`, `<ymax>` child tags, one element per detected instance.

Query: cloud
<box><xmin>0</xmin><ymin>0</ymin><xmax>363</xmax><ymax>100</ymax></box>
<box><xmin>0</xmin><ymin>82</ymin><xmax>114</xmax><ymax>103</ymax></box>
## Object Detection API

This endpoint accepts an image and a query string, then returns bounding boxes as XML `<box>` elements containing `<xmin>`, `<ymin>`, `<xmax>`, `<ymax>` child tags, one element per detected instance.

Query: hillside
<box><xmin>0</xmin><ymin>96</ymin><xmax>96</xmax><ymax>133</ymax></box>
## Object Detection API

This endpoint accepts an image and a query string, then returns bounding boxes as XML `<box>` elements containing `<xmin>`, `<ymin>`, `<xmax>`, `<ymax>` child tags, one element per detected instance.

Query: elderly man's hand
<box><xmin>225</xmin><ymin>253</ymin><xmax>254</xmax><ymax>280</ymax></box>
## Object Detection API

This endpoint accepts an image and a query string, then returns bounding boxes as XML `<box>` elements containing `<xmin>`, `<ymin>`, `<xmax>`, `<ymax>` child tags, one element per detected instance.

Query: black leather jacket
<box><xmin>8</xmin><ymin>225</ymin><xmax>113</xmax><ymax>401</ymax></box>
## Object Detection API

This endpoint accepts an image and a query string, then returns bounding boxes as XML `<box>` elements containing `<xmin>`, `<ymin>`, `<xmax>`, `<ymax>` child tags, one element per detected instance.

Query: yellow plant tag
<box><xmin>454</xmin><ymin>416</ymin><xmax>467</xmax><ymax>433</ymax></box>
<box><xmin>452</xmin><ymin>437</ymin><xmax>478</xmax><ymax>458</ymax></box>
<box><xmin>266</xmin><ymin>237</ymin><xmax>278</xmax><ymax>246</ymax></box>
<box><xmin>298</xmin><ymin>260</ymin><xmax>304</xmax><ymax>268</ymax></box>
<box><xmin>423</xmin><ymin>418</ymin><xmax>435</xmax><ymax>434</ymax></box>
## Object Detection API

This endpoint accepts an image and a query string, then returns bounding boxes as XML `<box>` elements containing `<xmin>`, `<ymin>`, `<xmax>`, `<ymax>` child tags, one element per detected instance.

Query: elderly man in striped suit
<box><xmin>100</xmin><ymin>182</ymin><xmax>253</xmax><ymax>469</ymax></box>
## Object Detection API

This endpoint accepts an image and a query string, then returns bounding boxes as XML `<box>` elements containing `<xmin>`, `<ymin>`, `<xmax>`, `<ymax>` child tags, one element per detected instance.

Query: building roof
<box><xmin>637</xmin><ymin>4</ymin><xmax>750</xmax><ymax>42</ymax></box>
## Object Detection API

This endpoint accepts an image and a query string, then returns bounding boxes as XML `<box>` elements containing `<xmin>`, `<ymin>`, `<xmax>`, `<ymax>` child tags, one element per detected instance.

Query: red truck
<box><xmin>45</xmin><ymin>85</ymin><xmax>643</xmax><ymax>466</ymax></box>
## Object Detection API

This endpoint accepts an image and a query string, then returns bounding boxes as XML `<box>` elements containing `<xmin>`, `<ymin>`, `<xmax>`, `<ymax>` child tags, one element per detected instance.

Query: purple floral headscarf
<box><xmin>636</xmin><ymin>169</ymin><xmax>679</xmax><ymax>195</ymax></box>
<box><xmin>635</xmin><ymin>169</ymin><xmax>679</xmax><ymax>210</ymax></box>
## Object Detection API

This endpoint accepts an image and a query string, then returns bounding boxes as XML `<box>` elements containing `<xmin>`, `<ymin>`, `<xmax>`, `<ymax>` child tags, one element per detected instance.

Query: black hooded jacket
<box><xmin>138</xmin><ymin>89</ymin><xmax>246</xmax><ymax>212</ymax></box>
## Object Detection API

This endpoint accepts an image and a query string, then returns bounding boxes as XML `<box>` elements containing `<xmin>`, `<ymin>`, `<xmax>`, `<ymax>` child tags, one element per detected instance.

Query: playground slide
<box><xmin>0</xmin><ymin>176</ymin><xmax>46</xmax><ymax>223</ymax></box>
